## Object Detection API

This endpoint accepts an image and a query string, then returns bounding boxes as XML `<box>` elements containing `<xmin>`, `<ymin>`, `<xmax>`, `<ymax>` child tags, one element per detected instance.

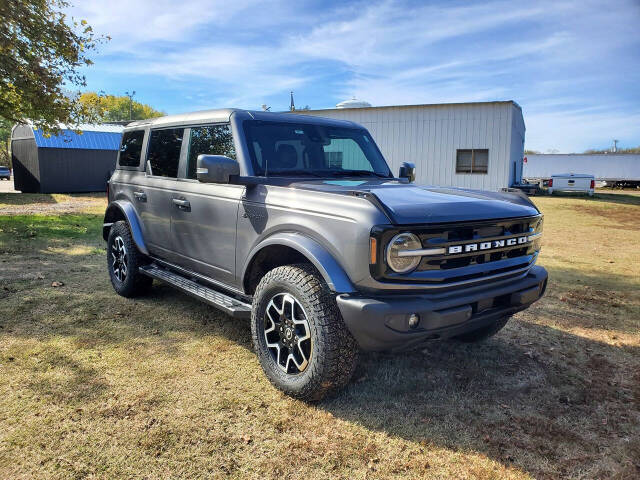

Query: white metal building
<box><xmin>523</xmin><ymin>153</ymin><xmax>640</xmax><ymax>183</ymax></box>
<box><xmin>294</xmin><ymin>101</ymin><xmax>525</xmax><ymax>191</ymax></box>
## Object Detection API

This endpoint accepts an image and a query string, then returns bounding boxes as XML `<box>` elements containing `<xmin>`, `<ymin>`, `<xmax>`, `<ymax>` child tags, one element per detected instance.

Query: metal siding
<box><xmin>32</xmin><ymin>129</ymin><xmax>122</xmax><ymax>151</ymax></box>
<box><xmin>38</xmin><ymin>148</ymin><xmax>117</xmax><ymax>193</ymax></box>
<box><xmin>296</xmin><ymin>102</ymin><xmax>516</xmax><ymax>190</ymax></box>
<box><xmin>11</xmin><ymin>138</ymin><xmax>41</xmax><ymax>192</ymax></box>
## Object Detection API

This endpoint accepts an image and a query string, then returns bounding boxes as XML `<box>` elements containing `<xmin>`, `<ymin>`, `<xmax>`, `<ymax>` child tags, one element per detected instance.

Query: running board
<box><xmin>140</xmin><ymin>264</ymin><xmax>252</xmax><ymax>319</ymax></box>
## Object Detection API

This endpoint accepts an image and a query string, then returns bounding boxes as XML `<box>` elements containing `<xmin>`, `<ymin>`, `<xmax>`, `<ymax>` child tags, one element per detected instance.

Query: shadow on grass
<box><xmin>323</xmin><ymin>323</ymin><xmax>639</xmax><ymax>478</ymax></box>
<box><xmin>1</xmin><ymin>250</ymin><xmax>639</xmax><ymax>478</ymax></box>
<box><xmin>25</xmin><ymin>349</ymin><xmax>109</xmax><ymax>405</ymax></box>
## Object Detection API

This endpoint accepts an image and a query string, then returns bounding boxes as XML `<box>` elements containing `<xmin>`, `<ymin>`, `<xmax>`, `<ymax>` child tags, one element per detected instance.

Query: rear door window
<box><xmin>118</xmin><ymin>130</ymin><xmax>145</xmax><ymax>167</ymax></box>
<box><xmin>147</xmin><ymin>128</ymin><xmax>184</xmax><ymax>178</ymax></box>
<box><xmin>186</xmin><ymin>125</ymin><xmax>236</xmax><ymax>179</ymax></box>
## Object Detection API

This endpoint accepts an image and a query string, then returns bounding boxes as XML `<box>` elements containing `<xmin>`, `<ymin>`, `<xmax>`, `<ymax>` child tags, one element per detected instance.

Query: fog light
<box><xmin>408</xmin><ymin>313</ymin><xmax>420</xmax><ymax>329</ymax></box>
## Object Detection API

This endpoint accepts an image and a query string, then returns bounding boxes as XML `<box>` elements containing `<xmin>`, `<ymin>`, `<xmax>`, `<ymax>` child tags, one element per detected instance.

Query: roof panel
<box><xmin>33</xmin><ymin>128</ymin><xmax>123</xmax><ymax>151</ymax></box>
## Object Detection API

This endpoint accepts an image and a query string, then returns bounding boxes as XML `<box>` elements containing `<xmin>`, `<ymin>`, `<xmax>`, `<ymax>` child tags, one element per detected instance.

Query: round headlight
<box><xmin>386</xmin><ymin>233</ymin><xmax>422</xmax><ymax>273</ymax></box>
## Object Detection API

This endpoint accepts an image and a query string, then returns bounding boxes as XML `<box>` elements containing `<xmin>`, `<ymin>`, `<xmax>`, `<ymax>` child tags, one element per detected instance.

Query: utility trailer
<box><xmin>523</xmin><ymin>154</ymin><xmax>640</xmax><ymax>188</ymax></box>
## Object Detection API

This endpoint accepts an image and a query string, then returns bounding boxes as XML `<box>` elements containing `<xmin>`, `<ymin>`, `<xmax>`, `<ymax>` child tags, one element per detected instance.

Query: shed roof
<box><xmin>33</xmin><ymin>126</ymin><xmax>123</xmax><ymax>151</ymax></box>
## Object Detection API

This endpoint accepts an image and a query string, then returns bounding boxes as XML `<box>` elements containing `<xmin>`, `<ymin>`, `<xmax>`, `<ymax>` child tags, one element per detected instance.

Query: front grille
<box><xmin>372</xmin><ymin>215</ymin><xmax>543</xmax><ymax>287</ymax></box>
<box><xmin>416</xmin><ymin>217</ymin><xmax>537</xmax><ymax>272</ymax></box>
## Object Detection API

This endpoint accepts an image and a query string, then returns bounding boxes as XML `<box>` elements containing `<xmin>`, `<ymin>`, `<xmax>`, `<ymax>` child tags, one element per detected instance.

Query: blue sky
<box><xmin>68</xmin><ymin>0</ymin><xmax>639</xmax><ymax>152</ymax></box>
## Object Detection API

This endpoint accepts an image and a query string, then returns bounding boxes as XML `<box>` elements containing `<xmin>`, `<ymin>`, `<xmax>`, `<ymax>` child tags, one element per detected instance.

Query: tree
<box><xmin>0</xmin><ymin>0</ymin><xmax>106</xmax><ymax>132</ymax></box>
<box><xmin>78</xmin><ymin>92</ymin><xmax>165</xmax><ymax>122</ymax></box>
<box><xmin>524</xmin><ymin>149</ymin><xmax>540</xmax><ymax>155</ymax></box>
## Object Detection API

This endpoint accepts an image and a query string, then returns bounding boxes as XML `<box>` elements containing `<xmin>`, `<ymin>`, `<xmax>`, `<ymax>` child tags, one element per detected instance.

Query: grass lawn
<box><xmin>0</xmin><ymin>191</ymin><xmax>638</xmax><ymax>479</ymax></box>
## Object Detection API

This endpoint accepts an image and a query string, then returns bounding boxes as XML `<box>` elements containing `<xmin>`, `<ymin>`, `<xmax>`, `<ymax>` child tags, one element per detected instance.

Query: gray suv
<box><xmin>103</xmin><ymin>109</ymin><xmax>547</xmax><ymax>401</ymax></box>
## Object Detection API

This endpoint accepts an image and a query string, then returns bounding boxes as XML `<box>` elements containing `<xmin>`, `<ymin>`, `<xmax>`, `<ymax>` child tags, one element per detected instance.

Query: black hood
<box><xmin>293</xmin><ymin>180</ymin><xmax>540</xmax><ymax>224</ymax></box>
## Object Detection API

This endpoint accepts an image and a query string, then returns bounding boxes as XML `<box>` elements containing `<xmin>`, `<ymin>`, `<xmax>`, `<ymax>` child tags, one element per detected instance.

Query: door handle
<box><xmin>133</xmin><ymin>191</ymin><xmax>147</xmax><ymax>202</ymax></box>
<box><xmin>172</xmin><ymin>198</ymin><xmax>191</xmax><ymax>210</ymax></box>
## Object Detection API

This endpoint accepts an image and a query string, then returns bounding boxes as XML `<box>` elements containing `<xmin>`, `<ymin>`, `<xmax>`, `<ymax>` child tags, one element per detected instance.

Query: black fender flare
<box><xmin>102</xmin><ymin>200</ymin><xmax>149</xmax><ymax>256</ymax></box>
<box><xmin>242</xmin><ymin>232</ymin><xmax>355</xmax><ymax>293</ymax></box>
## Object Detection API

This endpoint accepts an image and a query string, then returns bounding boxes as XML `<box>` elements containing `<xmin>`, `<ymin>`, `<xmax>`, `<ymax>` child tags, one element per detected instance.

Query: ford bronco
<box><xmin>103</xmin><ymin>109</ymin><xmax>547</xmax><ymax>401</ymax></box>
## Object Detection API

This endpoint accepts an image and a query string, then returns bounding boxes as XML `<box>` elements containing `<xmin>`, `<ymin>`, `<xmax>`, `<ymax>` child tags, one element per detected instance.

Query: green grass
<box><xmin>0</xmin><ymin>193</ymin><xmax>639</xmax><ymax>479</ymax></box>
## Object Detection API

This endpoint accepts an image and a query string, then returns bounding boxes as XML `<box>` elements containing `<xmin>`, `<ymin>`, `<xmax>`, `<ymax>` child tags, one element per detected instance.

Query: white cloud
<box><xmin>68</xmin><ymin>0</ymin><xmax>260</xmax><ymax>50</ymax></box>
<box><xmin>70</xmin><ymin>0</ymin><xmax>640</xmax><ymax>150</ymax></box>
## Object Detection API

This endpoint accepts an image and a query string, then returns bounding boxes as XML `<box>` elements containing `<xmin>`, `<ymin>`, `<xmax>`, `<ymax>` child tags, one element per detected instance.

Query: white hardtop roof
<box><xmin>125</xmin><ymin>108</ymin><xmax>360</xmax><ymax>130</ymax></box>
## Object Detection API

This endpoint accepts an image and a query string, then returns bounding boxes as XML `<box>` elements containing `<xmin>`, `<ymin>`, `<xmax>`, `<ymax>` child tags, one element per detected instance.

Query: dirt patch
<box><xmin>0</xmin><ymin>199</ymin><xmax>105</xmax><ymax>215</ymax></box>
<box><xmin>570</xmin><ymin>204</ymin><xmax>639</xmax><ymax>229</ymax></box>
<box><xmin>559</xmin><ymin>285</ymin><xmax>626</xmax><ymax>308</ymax></box>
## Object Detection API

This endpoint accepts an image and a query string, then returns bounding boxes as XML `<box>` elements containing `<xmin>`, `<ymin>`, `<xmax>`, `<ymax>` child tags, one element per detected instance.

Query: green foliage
<box><xmin>0</xmin><ymin>0</ymin><xmax>107</xmax><ymax>133</ymax></box>
<box><xmin>78</xmin><ymin>92</ymin><xmax>165</xmax><ymax>122</ymax></box>
<box><xmin>0</xmin><ymin>213</ymin><xmax>102</xmax><ymax>241</ymax></box>
<box><xmin>524</xmin><ymin>149</ymin><xmax>540</xmax><ymax>155</ymax></box>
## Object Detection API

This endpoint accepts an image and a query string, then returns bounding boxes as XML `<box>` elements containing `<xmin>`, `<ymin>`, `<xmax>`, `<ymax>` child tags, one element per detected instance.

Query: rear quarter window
<box><xmin>118</xmin><ymin>130</ymin><xmax>145</xmax><ymax>167</ymax></box>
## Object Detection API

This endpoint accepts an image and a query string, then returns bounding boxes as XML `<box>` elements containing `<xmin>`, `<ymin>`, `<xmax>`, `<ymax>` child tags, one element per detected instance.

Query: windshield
<box><xmin>243</xmin><ymin>121</ymin><xmax>392</xmax><ymax>178</ymax></box>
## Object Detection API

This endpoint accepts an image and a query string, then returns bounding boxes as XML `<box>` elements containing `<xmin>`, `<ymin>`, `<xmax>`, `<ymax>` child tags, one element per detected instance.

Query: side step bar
<box><xmin>139</xmin><ymin>264</ymin><xmax>252</xmax><ymax>319</ymax></box>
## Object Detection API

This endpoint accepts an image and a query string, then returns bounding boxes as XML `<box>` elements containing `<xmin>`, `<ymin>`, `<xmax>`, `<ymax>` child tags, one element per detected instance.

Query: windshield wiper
<box><xmin>327</xmin><ymin>170</ymin><xmax>392</xmax><ymax>178</ymax></box>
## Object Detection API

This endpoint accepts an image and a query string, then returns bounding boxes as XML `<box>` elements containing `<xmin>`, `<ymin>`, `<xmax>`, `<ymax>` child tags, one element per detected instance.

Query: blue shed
<box><xmin>10</xmin><ymin>123</ymin><xmax>124</xmax><ymax>193</ymax></box>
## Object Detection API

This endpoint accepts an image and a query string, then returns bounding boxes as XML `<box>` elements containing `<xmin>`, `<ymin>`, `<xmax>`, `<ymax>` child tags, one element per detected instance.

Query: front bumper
<box><xmin>336</xmin><ymin>266</ymin><xmax>548</xmax><ymax>351</ymax></box>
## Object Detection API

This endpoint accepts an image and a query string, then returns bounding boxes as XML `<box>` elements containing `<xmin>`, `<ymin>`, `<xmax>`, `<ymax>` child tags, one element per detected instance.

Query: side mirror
<box><xmin>398</xmin><ymin>162</ymin><xmax>416</xmax><ymax>182</ymax></box>
<box><xmin>197</xmin><ymin>155</ymin><xmax>239</xmax><ymax>183</ymax></box>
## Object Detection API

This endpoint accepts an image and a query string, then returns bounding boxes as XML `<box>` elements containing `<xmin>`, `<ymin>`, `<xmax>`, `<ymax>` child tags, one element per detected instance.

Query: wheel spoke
<box><xmin>263</xmin><ymin>292</ymin><xmax>312</xmax><ymax>375</ymax></box>
<box><xmin>110</xmin><ymin>236</ymin><xmax>128</xmax><ymax>283</ymax></box>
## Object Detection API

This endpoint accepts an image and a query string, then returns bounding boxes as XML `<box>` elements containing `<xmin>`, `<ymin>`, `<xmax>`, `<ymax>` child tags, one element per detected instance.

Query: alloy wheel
<box><xmin>263</xmin><ymin>293</ymin><xmax>312</xmax><ymax>374</ymax></box>
<box><xmin>111</xmin><ymin>236</ymin><xmax>128</xmax><ymax>282</ymax></box>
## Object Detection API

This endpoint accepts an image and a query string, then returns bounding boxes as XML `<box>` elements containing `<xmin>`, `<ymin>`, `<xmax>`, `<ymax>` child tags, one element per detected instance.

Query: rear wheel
<box><xmin>107</xmin><ymin>221</ymin><xmax>152</xmax><ymax>297</ymax></box>
<box><xmin>452</xmin><ymin>315</ymin><xmax>511</xmax><ymax>343</ymax></box>
<box><xmin>251</xmin><ymin>264</ymin><xmax>358</xmax><ymax>401</ymax></box>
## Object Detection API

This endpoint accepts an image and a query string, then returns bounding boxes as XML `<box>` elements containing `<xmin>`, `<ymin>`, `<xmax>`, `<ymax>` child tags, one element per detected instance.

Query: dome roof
<box><xmin>335</xmin><ymin>97</ymin><xmax>372</xmax><ymax>109</ymax></box>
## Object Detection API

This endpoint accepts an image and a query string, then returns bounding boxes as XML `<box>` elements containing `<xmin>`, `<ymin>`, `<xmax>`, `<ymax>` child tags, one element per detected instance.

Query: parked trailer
<box><xmin>523</xmin><ymin>154</ymin><xmax>640</xmax><ymax>188</ymax></box>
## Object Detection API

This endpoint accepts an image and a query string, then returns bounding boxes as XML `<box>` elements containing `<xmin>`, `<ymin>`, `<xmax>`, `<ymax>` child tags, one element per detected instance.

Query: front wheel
<box><xmin>251</xmin><ymin>264</ymin><xmax>359</xmax><ymax>401</ymax></box>
<box><xmin>107</xmin><ymin>221</ymin><xmax>152</xmax><ymax>297</ymax></box>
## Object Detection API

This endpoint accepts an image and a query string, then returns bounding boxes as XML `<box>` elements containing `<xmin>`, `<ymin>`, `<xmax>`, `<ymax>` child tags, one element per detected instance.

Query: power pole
<box><xmin>125</xmin><ymin>90</ymin><xmax>136</xmax><ymax>120</ymax></box>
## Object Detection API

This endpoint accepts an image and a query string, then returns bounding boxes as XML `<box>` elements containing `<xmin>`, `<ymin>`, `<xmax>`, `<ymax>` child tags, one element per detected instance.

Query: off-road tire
<box><xmin>107</xmin><ymin>221</ymin><xmax>152</xmax><ymax>297</ymax></box>
<box><xmin>251</xmin><ymin>264</ymin><xmax>359</xmax><ymax>402</ymax></box>
<box><xmin>453</xmin><ymin>315</ymin><xmax>511</xmax><ymax>343</ymax></box>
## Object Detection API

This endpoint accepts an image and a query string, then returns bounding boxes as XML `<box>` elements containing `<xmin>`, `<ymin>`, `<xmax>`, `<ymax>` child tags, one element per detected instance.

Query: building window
<box><xmin>118</xmin><ymin>130</ymin><xmax>145</xmax><ymax>167</ymax></box>
<box><xmin>456</xmin><ymin>149</ymin><xmax>488</xmax><ymax>174</ymax></box>
<box><xmin>147</xmin><ymin>128</ymin><xmax>184</xmax><ymax>178</ymax></box>
<box><xmin>186</xmin><ymin>125</ymin><xmax>236</xmax><ymax>179</ymax></box>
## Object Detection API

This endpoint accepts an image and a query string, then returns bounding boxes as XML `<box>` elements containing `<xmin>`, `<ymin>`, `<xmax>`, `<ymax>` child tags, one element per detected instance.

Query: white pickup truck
<box><xmin>548</xmin><ymin>173</ymin><xmax>595</xmax><ymax>196</ymax></box>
